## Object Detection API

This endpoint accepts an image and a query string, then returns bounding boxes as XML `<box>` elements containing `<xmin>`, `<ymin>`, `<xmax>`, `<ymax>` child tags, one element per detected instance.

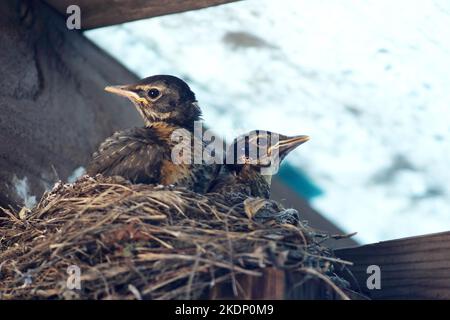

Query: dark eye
<box><xmin>147</xmin><ymin>88</ymin><xmax>160</xmax><ymax>99</ymax></box>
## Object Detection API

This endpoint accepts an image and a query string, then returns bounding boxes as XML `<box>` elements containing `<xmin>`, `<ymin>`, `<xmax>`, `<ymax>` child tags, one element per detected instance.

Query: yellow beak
<box><xmin>104</xmin><ymin>85</ymin><xmax>139</xmax><ymax>100</ymax></box>
<box><xmin>277</xmin><ymin>135</ymin><xmax>310</xmax><ymax>156</ymax></box>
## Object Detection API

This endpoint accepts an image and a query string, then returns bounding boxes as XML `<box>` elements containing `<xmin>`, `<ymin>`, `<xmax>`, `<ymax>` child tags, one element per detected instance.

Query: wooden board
<box><xmin>44</xmin><ymin>0</ymin><xmax>240</xmax><ymax>29</ymax></box>
<box><xmin>210</xmin><ymin>268</ymin><xmax>360</xmax><ymax>300</ymax></box>
<box><xmin>0</xmin><ymin>1</ymin><xmax>141</xmax><ymax>208</ymax></box>
<box><xmin>335</xmin><ymin>231</ymin><xmax>450</xmax><ymax>299</ymax></box>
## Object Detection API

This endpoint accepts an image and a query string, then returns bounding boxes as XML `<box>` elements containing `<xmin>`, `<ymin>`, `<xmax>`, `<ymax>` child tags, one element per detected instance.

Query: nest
<box><xmin>0</xmin><ymin>175</ymin><xmax>352</xmax><ymax>300</ymax></box>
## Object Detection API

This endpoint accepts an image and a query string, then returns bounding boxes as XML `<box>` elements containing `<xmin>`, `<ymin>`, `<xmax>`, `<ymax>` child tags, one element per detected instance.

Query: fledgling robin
<box><xmin>87</xmin><ymin>75</ymin><xmax>217</xmax><ymax>193</ymax></box>
<box><xmin>208</xmin><ymin>130</ymin><xmax>309</xmax><ymax>199</ymax></box>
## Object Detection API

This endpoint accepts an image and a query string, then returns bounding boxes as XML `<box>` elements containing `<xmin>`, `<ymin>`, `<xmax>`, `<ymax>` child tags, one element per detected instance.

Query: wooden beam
<box><xmin>210</xmin><ymin>268</ymin><xmax>363</xmax><ymax>299</ymax></box>
<box><xmin>44</xmin><ymin>0</ymin><xmax>240</xmax><ymax>29</ymax></box>
<box><xmin>335</xmin><ymin>231</ymin><xmax>450</xmax><ymax>299</ymax></box>
<box><xmin>2</xmin><ymin>1</ymin><xmax>351</xmax><ymax>249</ymax></box>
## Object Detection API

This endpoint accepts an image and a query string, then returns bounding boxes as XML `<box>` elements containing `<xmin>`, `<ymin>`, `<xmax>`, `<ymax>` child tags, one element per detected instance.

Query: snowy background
<box><xmin>86</xmin><ymin>0</ymin><xmax>450</xmax><ymax>244</ymax></box>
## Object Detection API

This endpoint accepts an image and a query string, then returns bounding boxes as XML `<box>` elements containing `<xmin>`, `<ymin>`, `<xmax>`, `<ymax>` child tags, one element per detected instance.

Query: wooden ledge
<box><xmin>44</xmin><ymin>0</ymin><xmax>240</xmax><ymax>29</ymax></box>
<box><xmin>335</xmin><ymin>231</ymin><xmax>450</xmax><ymax>299</ymax></box>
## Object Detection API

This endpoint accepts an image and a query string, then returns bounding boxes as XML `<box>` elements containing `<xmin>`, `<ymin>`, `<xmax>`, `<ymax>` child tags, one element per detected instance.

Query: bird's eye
<box><xmin>147</xmin><ymin>88</ymin><xmax>160</xmax><ymax>99</ymax></box>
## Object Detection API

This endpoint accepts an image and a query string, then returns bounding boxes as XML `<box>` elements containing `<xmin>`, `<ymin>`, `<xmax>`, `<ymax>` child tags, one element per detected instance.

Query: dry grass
<box><xmin>0</xmin><ymin>175</ymin><xmax>352</xmax><ymax>299</ymax></box>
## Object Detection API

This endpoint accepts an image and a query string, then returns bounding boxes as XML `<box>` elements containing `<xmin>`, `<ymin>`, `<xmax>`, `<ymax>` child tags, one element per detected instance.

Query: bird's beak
<box><xmin>276</xmin><ymin>135</ymin><xmax>310</xmax><ymax>156</ymax></box>
<box><xmin>104</xmin><ymin>85</ymin><xmax>140</xmax><ymax>100</ymax></box>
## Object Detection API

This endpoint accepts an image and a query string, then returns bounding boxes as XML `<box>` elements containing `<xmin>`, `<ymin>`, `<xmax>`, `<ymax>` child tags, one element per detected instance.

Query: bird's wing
<box><xmin>206</xmin><ymin>165</ymin><xmax>236</xmax><ymax>194</ymax></box>
<box><xmin>87</xmin><ymin>128</ymin><xmax>164</xmax><ymax>183</ymax></box>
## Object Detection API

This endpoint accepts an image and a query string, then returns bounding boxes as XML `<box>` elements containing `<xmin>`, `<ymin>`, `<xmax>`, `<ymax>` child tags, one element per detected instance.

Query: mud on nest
<box><xmin>0</xmin><ymin>175</ymin><xmax>353</xmax><ymax>299</ymax></box>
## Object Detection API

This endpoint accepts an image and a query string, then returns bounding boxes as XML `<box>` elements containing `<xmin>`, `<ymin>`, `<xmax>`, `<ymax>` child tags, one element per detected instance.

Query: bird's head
<box><xmin>105</xmin><ymin>75</ymin><xmax>201</xmax><ymax>129</ymax></box>
<box><xmin>227</xmin><ymin>130</ymin><xmax>309</xmax><ymax>181</ymax></box>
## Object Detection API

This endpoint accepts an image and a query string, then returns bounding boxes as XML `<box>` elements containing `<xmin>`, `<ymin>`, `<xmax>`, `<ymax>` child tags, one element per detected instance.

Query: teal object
<box><xmin>278</xmin><ymin>163</ymin><xmax>323</xmax><ymax>200</ymax></box>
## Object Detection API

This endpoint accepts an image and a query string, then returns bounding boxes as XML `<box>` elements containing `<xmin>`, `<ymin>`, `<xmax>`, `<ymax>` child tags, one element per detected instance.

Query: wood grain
<box><xmin>210</xmin><ymin>268</ymin><xmax>354</xmax><ymax>299</ymax></box>
<box><xmin>44</xmin><ymin>0</ymin><xmax>240</xmax><ymax>29</ymax></box>
<box><xmin>210</xmin><ymin>268</ymin><xmax>285</xmax><ymax>299</ymax></box>
<box><xmin>335</xmin><ymin>231</ymin><xmax>450</xmax><ymax>299</ymax></box>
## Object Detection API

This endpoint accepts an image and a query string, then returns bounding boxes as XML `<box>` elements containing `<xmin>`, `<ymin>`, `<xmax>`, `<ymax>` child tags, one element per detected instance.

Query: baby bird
<box><xmin>209</xmin><ymin>130</ymin><xmax>309</xmax><ymax>199</ymax></box>
<box><xmin>87</xmin><ymin>75</ymin><xmax>216</xmax><ymax>193</ymax></box>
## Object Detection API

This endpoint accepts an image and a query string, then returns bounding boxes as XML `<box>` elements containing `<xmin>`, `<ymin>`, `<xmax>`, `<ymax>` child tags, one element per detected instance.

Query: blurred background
<box><xmin>85</xmin><ymin>0</ymin><xmax>450</xmax><ymax>244</ymax></box>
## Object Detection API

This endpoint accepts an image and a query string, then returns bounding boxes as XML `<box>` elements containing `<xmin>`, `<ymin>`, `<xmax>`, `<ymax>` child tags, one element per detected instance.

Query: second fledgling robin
<box><xmin>208</xmin><ymin>130</ymin><xmax>309</xmax><ymax>199</ymax></box>
<box><xmin>87</xmin><ymin>75</ymin><xmax>218</xmax><ymax>193</ymax></box>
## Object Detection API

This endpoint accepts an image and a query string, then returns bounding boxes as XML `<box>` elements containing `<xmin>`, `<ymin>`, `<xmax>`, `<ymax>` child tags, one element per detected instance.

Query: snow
<box><xmin>13</xmin><ymin>176</ymin><xmax>37</xmax><ymax>208</ymax></box>
<box><xmin>68</xmin><ymin>166</ymin><xmax>86</xmax><ymax>183</ymax></box>
<box><xmin>86</xmin><ymin>0</ymin><xmax>450</xmax><ymax>244</ymax></box>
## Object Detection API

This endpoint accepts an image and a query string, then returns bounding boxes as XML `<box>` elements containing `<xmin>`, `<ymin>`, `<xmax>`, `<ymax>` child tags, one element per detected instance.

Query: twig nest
<box><xmin>0</xmin><ymin>175</ymin><xmax>351</xmax><ymax>299</ymax></box>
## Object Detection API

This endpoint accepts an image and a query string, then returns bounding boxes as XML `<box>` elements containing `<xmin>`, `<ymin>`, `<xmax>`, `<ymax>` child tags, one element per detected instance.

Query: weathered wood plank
<box><xmin>210</xmin><ymin>268</ymin><xmax>355</xmax><ymax>299</ymax></box>
<box><xmin>210</xmin><ymin>268</ymin><xmax>285</xmax><ymax>299</ymax></box>
<box><xmin>0</xmin><ymin>1</ymin><xmax>141</xmax><ymax>208</ymax></box>
<box><xmin>335</xmin><ymin>231</ymin><xmax>450</xmax><ymax>299</ymax></box>
<box><xmin>44</xmin><ymin>0</ymin><xmax>240</xmax><ymax>29</ymax></box>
